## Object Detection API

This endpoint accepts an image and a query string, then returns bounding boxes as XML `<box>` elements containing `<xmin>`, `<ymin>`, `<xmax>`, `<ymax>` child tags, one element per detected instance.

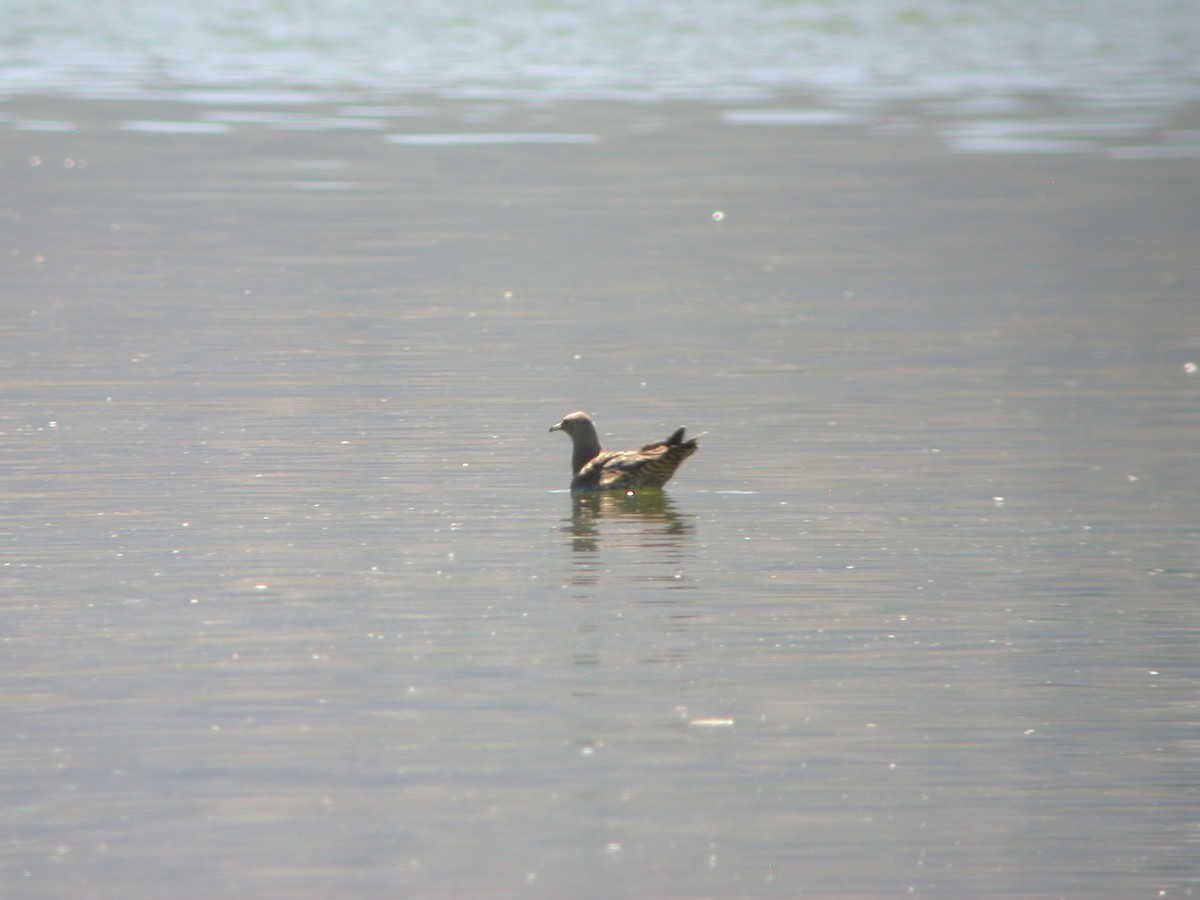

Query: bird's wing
<box><xmin>570</xmin><ymin>428</ymin><xmax>698</xmax><ymax>491</ymax></box>
<box><xmin>596</xmin><ymin>441</ymin><xmax>695</xmax><ymax>489</ymax></box>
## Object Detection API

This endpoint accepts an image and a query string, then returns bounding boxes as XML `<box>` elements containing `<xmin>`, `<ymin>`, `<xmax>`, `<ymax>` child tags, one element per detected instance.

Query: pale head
<box><xmin>550</xmin><ymin>411</ymin><xmax>603</xmax><ymax>474</ymax></box>
<box><xmin>549</xmin><ymin>410</ymin><xmax>594</xmax><ymax>436</ymax></box>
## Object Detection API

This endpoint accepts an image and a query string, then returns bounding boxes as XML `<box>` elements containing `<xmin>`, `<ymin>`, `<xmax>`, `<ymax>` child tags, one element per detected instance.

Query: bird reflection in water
<box><xmin>562</xmin><ymin>491</ymin><xmax>696</xmax><ymax>586</ymax></box>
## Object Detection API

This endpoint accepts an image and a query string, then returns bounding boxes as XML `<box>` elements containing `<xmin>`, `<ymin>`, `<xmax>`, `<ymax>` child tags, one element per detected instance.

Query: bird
<box><xmin>549</xmin><ymin>411</ymin><xmax>698</xmax><ymax>492</ymax></box>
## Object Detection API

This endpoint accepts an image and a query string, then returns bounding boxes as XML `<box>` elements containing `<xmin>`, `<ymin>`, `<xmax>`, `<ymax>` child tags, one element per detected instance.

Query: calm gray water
<box><xmin>2</xmin><ymin>86</ymin><xmax>1199</xmax><ymax>897</ymax></box>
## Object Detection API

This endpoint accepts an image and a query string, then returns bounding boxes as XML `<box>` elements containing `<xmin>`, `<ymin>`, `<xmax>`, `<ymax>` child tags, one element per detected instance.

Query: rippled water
<box><xmin>5</xmin><ymin>0</ymin><xmax>1200</xmax><ymax>160</ymax></box>
<box><xmin>3</xmin><ymin>0</ymin><xmax>1200</xmax><ymax>110</ymax></box>
<box><xmin>2</xmin><ymin>90</ymin><xmax>1198</xmax><ymax>897</ymax></box>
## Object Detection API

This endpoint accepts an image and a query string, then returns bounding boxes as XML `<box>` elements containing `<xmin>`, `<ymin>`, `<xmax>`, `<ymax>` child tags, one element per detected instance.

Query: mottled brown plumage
<box><xmin>550</xmin><ymin>411</ymin><xmax>698</xmax><ymax>492</ymax></box>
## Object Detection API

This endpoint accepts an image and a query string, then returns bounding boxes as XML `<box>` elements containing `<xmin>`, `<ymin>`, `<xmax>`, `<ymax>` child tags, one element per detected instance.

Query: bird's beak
<box><xmin>549</xmin><ymin>422</ymin><xmax>562</xmax><ymax>433</ymax></box>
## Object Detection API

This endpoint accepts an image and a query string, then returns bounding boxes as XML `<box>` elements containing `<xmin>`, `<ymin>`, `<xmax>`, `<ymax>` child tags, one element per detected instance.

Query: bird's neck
<box><xmin>572</xmin><ymin>426</ymin><xmax>602</xmax><ymax>473</ymax></box>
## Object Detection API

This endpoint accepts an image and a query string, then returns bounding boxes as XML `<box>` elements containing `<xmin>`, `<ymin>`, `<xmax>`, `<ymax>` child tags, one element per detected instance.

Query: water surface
<box><xmin>1</xmin><ymin>94</ymin><xmax>1198</xmax><ymax>897</ymax></box>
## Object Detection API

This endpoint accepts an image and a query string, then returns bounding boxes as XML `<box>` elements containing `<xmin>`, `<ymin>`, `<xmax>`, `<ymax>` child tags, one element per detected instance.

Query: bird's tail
<box><xmin>666</xmin><ymin>427</ymin><xmax>701</xmax><ymax>449</ymax></box>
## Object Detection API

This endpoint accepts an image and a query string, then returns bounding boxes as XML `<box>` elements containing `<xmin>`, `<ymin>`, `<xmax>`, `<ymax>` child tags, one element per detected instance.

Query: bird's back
<box><xmin>573</xmin><ymin>427</ymin><xmax>698</xmax><ymax>491</ymax></box>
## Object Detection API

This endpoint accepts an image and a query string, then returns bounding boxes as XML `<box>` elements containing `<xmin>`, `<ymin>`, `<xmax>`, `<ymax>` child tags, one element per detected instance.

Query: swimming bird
<box><xmin>549</xmin><ymin>411</ymin><xmax>698</xmax><ymax>492</ymax></box>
